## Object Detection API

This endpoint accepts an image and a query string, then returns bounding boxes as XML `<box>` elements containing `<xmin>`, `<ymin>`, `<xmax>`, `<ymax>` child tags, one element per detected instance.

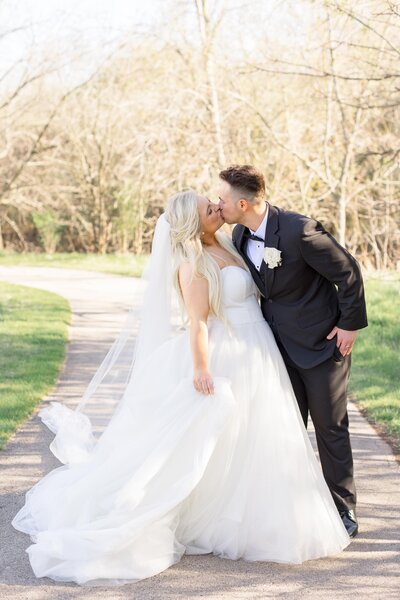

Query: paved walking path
<box><xmin>0</xmin><ymin>266</ymin><xmax>399</xmax><ymax>600</ymax></box>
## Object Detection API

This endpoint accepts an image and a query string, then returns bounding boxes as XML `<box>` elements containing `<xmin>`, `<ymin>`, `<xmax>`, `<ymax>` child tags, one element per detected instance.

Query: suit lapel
<box><xmin>259</xmin><ymin>204</ymin><xmax>280</xmax><ymax>298</ymax></box>
<box><xmin>234</xmin><ymin>225</ymin><xmax>265</xmax><ymax>297</ymax></box>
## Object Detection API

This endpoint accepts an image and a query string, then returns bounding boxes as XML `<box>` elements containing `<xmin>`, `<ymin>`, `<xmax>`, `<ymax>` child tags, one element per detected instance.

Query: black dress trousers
<box><xmin>275</xmin><ymin>332</ymin><xmax>356</xmax><ymax>512</ymax></box>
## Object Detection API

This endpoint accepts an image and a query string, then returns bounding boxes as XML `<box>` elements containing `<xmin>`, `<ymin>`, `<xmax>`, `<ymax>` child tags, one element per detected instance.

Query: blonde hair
<box><xmin>165</xmin><ymin>190</ymin><xmax>250</xmax><ymax>321</ymax></box>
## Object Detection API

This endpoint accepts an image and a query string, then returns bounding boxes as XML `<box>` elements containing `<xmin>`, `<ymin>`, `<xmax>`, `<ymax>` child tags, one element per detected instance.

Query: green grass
<box><xmin>0</xmin><ymin>251</ymin><xmax>148</xmax><ymax>277</ymax></box>
<box><xmin>0</xmin><ymin>282</ymin><xmax>70</xmax><ymax>450</ymax></box>
<box><xmin>350</xmin><ymin>272</ymin><xmax>400</xmax><ymax>449</ymax></box>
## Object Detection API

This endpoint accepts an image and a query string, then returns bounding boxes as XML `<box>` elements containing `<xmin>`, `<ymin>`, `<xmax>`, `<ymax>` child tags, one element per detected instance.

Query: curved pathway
<box><xmin>0</xmin><ymin>266</ymin><xmax>399</xmax><ymax>600</ymax></box>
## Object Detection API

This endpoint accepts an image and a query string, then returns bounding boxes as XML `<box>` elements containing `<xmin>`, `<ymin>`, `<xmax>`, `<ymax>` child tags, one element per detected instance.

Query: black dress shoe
<box><xmin>340</xmin><ymin>509</ymin><xmax>358</xmax><ymax>538</ymax></box>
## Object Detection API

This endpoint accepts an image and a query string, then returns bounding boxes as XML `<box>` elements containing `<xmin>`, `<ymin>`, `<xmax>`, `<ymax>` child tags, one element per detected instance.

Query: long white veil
<box><xmin>39</xmin><ymin>213</ymin><xmax>178</xmax><ymax>464</ymax></box>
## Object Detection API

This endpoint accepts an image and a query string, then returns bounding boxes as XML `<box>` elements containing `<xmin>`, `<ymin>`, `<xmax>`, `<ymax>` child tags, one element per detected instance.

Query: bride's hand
<box><xmin>193</xmin><ymin>370</ymin><xmax>214</xmax><ymax>395</ymax></box>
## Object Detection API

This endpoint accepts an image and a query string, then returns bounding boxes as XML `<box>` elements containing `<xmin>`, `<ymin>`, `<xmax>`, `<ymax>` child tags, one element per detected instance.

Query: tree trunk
<box><xmin>194</xmin><ymin>0</ymin><xmax>226</xmax><ymax>166</ymax></box>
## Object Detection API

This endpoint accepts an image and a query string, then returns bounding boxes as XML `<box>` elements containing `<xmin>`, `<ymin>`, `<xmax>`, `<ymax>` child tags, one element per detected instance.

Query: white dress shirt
<box><xmin>246</xmin><ymin>204</ymin><xmax>269</xmax><ymax>271</ymax></box>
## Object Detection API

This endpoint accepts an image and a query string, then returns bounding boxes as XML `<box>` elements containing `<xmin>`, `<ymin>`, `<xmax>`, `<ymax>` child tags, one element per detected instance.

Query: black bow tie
<box><xmin>244</xmin><ymin>230</ymin><xmax>264</xmax><ymax>243</ymax></box>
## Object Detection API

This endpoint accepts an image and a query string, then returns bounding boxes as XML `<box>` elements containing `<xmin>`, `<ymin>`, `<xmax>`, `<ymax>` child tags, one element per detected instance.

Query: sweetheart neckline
<box><xmin>220</xmin><ymin>265</ymin><xmax>248</xmax><ymax>274</ymax></box>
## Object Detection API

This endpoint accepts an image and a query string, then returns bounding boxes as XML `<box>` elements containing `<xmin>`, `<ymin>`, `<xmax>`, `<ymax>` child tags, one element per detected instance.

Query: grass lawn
<box><xmin>350</xmin><ymin>272</ymin><xmax>400</xmax><ymax>451</ymax></box>
<box><xmin>0</xmin><ymin>282</ymin><xmax>70</xmax><ymax>450</ymax></box>
<box><xmin>0</xmin><ymin>251</ymin><xmax>148</xmax><ymax>278</ymax></box>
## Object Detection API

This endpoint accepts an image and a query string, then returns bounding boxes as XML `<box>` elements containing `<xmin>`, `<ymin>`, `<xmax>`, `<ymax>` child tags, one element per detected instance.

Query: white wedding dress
<box><xmin>12</xmin><ymin>265</ymin><xmax>350</xmax><ymax>585</ymax></box>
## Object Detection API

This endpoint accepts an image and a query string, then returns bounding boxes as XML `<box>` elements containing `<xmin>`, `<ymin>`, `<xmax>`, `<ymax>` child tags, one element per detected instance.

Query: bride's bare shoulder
<box><xmin>178</xmin><ymin>262</ymin><xmax>206</xmax><ymax>287</ymax></box>
<box><xmin>177</xmin><ymin>262</ymin><xmax>209</xmax><ymax>316</ymax></box>
<box><xmin>178</xmin><ymin>261</ymin><xmax>194</xmax><ymax>282</ymax></box>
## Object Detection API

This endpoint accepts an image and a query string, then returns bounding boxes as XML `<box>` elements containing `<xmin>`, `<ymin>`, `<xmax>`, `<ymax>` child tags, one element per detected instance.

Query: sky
<box><xmin>0</xmin><ymin>0</ymin><xmax>317</xmax><ymax>85</ymax></box>
<box><xmin>1</xmin><ymin>0</ymin><xmax>163</xmax><ymax>66</ymax></box>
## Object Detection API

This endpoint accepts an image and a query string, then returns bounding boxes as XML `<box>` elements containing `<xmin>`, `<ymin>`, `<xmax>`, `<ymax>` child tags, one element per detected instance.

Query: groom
<box><xmin>218</xmin><ymin>164</ymin><xmax>368</xmax><ymax>538</ymax></box>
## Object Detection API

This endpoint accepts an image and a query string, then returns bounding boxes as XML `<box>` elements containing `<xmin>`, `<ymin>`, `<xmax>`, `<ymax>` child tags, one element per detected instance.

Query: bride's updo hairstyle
<box><xmin>165</xmin><ymin>190</ymin><xmax>249</xmax><ymax>321</ymax></box>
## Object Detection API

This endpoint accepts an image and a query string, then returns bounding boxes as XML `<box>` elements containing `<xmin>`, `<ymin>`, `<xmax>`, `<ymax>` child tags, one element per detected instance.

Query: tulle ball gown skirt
<box><xmin>12</xmin><ymin>270</ymin><xmax>350</xmax><ymax>585</ymax></box>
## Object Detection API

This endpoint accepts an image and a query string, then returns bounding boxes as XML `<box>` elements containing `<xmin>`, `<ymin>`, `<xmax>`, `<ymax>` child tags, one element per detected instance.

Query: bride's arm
<box><xmin>178</xmin><ymin>263</ymin><xmax>214</xmax><ymax>396</ymax></box>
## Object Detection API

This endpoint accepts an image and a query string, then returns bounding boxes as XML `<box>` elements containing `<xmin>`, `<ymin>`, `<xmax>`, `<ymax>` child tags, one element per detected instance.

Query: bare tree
<box><xmin>0</xmin><ymin>0</ymin><xmax>398</xmax><ymax>268</ymax></box>
<box><xmin>194</xmin><ymin>0</ymin><xmax>226</xmax><ymax>165</ymax></box>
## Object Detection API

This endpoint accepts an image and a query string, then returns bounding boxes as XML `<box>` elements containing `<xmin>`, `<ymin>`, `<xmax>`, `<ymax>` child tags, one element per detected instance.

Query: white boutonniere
<box><xmin>263</xmin><ymin>247</ymin><xmax>282</xmax><ymax>269</ymax></box>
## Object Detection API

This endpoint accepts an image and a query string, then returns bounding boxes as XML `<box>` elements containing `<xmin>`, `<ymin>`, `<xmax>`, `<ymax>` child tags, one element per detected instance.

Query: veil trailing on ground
<box><xmin>39</xmin><ymin>213</ymin><xmax>179</xmax><ymax>464</ymax></box>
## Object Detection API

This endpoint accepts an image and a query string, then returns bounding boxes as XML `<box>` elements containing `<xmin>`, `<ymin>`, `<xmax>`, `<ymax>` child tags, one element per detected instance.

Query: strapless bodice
<box><xmin>209</xmin><ymin>266</ymin><xmax>264</xmax><ymax>326</ymax></box>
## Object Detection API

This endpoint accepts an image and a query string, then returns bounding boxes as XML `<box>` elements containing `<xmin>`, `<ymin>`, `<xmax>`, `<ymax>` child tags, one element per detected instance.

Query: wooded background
<box><xmin>1</xmin><ymin>0</ymin><xmax>399</xmax><ymax>269</ymax></box>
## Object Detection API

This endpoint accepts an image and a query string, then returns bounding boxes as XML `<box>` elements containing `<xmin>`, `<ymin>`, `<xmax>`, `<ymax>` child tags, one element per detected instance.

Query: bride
<box><xmin>12</xmin><ymin>191</ymin><xmax>350</xmax><ymax>586</ymax></box>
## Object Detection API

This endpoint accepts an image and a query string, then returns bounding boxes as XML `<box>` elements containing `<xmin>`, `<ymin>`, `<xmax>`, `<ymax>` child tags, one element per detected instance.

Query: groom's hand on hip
<box><xmin>327</xmin><ymin>326</ymin><xmax>358</xmax><ymax>357</ymax></box>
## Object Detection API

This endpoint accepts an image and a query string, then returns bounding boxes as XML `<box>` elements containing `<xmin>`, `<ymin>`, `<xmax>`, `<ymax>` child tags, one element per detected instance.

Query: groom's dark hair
<box><xmin>219</xmin><ymin>165</ymin><xmax>266</xmax><ymax>203</ymax></box>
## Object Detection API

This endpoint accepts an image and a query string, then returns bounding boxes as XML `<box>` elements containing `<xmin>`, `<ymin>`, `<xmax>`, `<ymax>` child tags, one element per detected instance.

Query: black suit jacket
<box><xmin>232</xmin><ymin>205</ymin><xmax>368</xmax><ymax>368</ymax></box>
